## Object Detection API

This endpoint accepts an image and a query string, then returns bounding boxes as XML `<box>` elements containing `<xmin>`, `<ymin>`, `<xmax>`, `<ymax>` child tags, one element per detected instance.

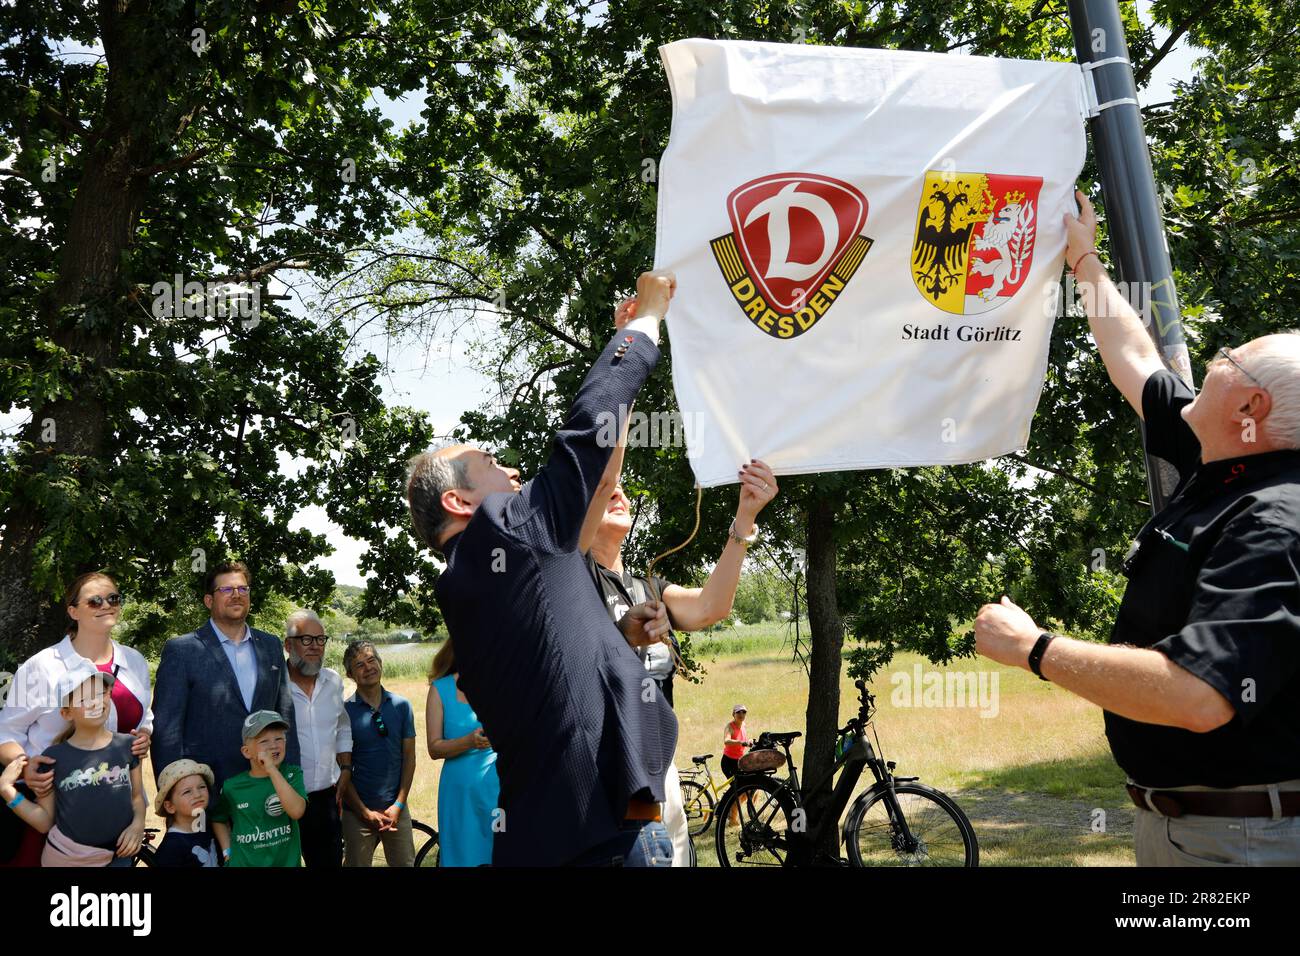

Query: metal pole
<box><xmin>1067</xmin><ymin>0</ymin><xmax>1192</xmax><ymax>513</ymax></box>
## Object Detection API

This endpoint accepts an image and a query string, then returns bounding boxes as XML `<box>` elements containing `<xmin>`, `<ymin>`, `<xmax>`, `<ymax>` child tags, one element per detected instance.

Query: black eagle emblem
<box><xmin>913</xmin><ymin>185</ymin><xmax>980</xmax><ymax>302</ymax></box>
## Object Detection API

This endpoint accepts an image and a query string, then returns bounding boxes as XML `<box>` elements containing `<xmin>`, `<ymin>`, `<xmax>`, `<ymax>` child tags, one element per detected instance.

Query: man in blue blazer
<box><xmin>407</xmin><ymin>271</ymin><xmax>680</xmax><ymax>867</ymax></box>
<box><xmin>151</xmin><ymin>561</ymin><xmax>299</xmax><ymax>791</ymax></box>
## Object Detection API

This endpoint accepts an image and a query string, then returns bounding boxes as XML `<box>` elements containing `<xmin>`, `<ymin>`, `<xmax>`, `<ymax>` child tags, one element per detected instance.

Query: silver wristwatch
<box><xmin>728</xmin><ymin>519</ymin><xmax>758</xmax><ymax>546</ymax></box>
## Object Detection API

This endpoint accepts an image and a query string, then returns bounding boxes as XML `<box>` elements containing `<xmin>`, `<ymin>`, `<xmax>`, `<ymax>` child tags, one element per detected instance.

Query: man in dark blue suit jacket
<box><xmin>407</xmin><ymin>271</ymin><xmax>680</xmax><ymax>866</ymax></box>
<box><xmin>151</xmin><ymin>561</ymin><xmax>299</xmax><ymax>791</ymax></box>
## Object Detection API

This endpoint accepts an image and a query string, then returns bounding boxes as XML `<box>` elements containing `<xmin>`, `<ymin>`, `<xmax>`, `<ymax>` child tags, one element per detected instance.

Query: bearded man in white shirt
<box><xmin>284</xmin><ymin>609</ymin><xmax>353</xmax><ymax>869</ymax></box>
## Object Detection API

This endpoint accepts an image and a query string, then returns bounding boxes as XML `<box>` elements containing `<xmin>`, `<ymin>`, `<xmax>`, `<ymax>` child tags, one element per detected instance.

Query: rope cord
<box><xmin>643</xmin><ymin>483</ymin><xmax>703</xmax><ymax>676</ymax></box>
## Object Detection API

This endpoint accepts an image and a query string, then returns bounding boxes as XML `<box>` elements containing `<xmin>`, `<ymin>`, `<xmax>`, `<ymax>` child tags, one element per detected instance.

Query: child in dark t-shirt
<box><xmin>152</xmin><ymin>759</ymin><xmax>219</xmax><ymax>867</ymax></box>
<box><xmin>0</xmin><ymin>664</ymin><xmax>146</xmax><ymax>866</ymax></box>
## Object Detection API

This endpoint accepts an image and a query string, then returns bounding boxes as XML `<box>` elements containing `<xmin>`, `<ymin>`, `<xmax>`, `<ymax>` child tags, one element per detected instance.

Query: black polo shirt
<box><xmin>1105</xmin><ymin>369</ymin><xmax>1300</xmax><ymax>787</ymax></box>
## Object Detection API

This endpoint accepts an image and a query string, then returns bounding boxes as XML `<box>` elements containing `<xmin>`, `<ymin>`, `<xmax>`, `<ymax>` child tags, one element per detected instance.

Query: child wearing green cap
<box><xmin>210</xmin><ymin>710</ymin><xmax>307</xmax><ymax>866</ymax></box>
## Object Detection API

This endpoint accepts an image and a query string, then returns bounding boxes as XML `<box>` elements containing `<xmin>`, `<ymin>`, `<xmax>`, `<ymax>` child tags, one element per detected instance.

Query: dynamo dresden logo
<box><xmin>911</xmin><ymin>171</ymin><xmax>1042</xmax><ymax>315</ymax></box>
<box><xmin>711</xmin><ymin>173</ymin><xmax>873</xmax><ymax>340</ymax></box>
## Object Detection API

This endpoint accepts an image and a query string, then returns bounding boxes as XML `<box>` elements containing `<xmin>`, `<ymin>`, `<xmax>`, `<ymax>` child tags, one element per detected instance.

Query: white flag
<box><xmin>655</xmin><ymin>39</ymin><xmax>1087</xmax><ymax>487</ymax></box>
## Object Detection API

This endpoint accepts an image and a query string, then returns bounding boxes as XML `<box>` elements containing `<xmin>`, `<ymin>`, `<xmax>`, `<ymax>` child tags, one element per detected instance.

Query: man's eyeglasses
<box><xmin>75</xmin><ymin>593</ymin><xmax>125</xmax><ymax>609</ymax></box>
<box><xmin>293</xmin><ymin>634</ymin><xmax>329</xmax><ymax>646</ymax></box>
<box><xmin>1215</xmin><ymin>346</ymin><xmax>1265</xmax><ymax>389</ymax></box>
<box><xmin>213</xmin><ymin>585</ymin><xmax>251</xmax><ymax>596</ymax></box>
<box><xmin>370</xmin><ymin>707</ymin><xmax>389</xmax><ymax>737</ymax></box>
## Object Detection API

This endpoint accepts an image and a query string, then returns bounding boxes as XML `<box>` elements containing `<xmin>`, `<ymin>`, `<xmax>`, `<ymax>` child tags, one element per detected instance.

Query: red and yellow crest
<box><xmin>911</xmin><ymin>172</ymin><xmax>1042</xmax><ymax>315</ymax></box>
<box><xmin>711</xmin><ymin>173</ymin><xmax>873</xmax><ymax>339</ymax></box>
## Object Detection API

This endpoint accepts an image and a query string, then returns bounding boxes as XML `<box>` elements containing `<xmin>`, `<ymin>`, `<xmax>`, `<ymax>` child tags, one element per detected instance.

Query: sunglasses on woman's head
<box><xmin>76</xmin><ymin>593</ymin><xmax>125</xmax><ymax>609</ymax></box>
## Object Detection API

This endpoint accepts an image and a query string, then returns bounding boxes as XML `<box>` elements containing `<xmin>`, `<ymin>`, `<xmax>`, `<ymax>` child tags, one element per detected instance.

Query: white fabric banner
<box><xmin>655</xmin><ymin>39</ymin><xmax>1087</xmax><ymax>487</ymax></box>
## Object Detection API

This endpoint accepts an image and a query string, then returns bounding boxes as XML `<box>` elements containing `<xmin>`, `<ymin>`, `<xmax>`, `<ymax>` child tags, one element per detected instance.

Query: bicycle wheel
<box><xmin>680</xmin><ymin>779</ymin><xmax>715</xmax><ymax>837</ymax></box>
<box><xmin>846</xmin><ymin>783</ymin><xmax>978</xmax><ymax>867</ymax></box>
<box><xmin>714</xmin><ymin>775</ymin><xmax>798</xmax><ymax>868</ymax></box>
<box><xmin>411</xmin><ymin>820</ymin><xmax>440</xmax><ymax>868</ymax></box>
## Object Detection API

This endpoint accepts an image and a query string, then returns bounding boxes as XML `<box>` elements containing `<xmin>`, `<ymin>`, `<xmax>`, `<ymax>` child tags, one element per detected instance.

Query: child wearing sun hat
<box><xmin>152</xmin><ymin>758</ymin><xmax>219</xmax><ymax>867</ymax></box>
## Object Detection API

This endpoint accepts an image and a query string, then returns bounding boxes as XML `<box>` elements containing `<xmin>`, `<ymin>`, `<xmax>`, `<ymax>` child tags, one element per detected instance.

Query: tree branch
<box><xmin>1227</xmin><ymin>205</ymin><xmax>1300</xmax><ymax>228</ymax></box>
<box><xmin>133</xmin><ymin>144</ymin><xmax>220</xmax><ymax>179</ymax></box>
<box><xmin>1004</xmin><ymin>453</ymin><xmax>1148</xmax><ymax>507</ymax></box>
<box><xmin>210</xmin><ymin>257</ymin><xmax>317</xmax><ymax>284</ymax></box>
<box><xmin>510</xmin><ymin>357</ymin><xmax>581</xmax><ymax>407</ymax></box>
<box><xmin>1133</xmin><ymin>5</ymin><xmax>1215</xmax><ymax>88</ymax></box>
<box><xmin>40</xmin><ymin>100</ymin><xmax>93</xmax><ymax>140</ymax></box>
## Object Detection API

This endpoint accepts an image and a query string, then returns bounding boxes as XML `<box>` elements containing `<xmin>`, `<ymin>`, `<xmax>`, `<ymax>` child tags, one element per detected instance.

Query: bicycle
<box><xmin>679</xmin><ymin>737</ymin><xmax>774</xmax><ymax>838</ymax></box>
<box><xmin>714</xmin><ymin>679</ymin><xmax>978</xmax><ymax>867</ymax></box>
<box><xmin>678</xmin><ymin>753</ymin><xmax>738</xmax><ymax>837</ymax></box>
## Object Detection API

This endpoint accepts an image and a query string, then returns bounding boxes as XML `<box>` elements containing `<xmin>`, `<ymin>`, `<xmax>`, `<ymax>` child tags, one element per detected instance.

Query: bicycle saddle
<box><xmin>692</xmin><ymin>754</ymin><xmax>714</xmax><ymax>763</ymax></box>
<box><xmin>763</xmin><ymin>731</ymin><xmax>802</xmax><ymax>744</ymax></box>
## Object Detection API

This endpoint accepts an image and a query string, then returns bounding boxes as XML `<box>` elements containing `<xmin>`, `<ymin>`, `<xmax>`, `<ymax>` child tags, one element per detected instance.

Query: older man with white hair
<box><xmin>284</xmin><ymin>609</ymin><xmax>352</xmax><ymax>868</ymax></box>
<box><xmin>974</xmin><ymin>187</ymin><xmax>1300</xmax><ymax>866</ymax></box>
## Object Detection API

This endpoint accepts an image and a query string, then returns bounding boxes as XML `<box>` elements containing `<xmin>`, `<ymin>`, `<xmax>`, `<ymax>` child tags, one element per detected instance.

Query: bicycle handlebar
<box><xmin>827</xmin><ymin>680</ymin><xmax>876</xmax><ymax>739</ymax></box>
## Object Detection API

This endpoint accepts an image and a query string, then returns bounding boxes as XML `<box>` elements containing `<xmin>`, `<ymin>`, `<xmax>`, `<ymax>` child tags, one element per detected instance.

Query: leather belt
<box><xmin>624</xmin><ymin>798</ymin><xmax>662</xmax><ymax>822</ymax></box>
<box><xmin>1126</xmin><ymin>783</ymin><xmax>1300</xmax><ymax>818</ymax></box>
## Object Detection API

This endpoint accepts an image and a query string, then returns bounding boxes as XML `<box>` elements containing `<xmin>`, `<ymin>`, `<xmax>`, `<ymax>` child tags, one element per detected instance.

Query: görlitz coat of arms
<box><xmin>911</xmin><ymin>171</ymin><xmax>1042</xmax><ymax>315</ymax></box>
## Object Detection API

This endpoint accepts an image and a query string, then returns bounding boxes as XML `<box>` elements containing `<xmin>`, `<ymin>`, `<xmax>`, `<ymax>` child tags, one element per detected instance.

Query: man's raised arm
<box><xmin>1065</xmin><ymin>189</ymin><xmax>1165</xmax><ymax>417</ymax></box>
<box><xmin>515</xmin><ymin>270</ymin><xmax>675</xmax><ymax>552</ymax></box>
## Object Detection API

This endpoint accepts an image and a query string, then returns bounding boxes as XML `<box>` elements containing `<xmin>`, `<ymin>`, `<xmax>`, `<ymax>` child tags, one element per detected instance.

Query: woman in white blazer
<box><xmin>0</xmin><ymin>571</ymin><xmax>154</xmax><ymax>865</ymax></box>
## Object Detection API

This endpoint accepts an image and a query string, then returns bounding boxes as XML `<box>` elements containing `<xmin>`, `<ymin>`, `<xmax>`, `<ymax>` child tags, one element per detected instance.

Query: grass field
<box><xmin>142</xmin><ymin>624</ymin><xmax>1136</xmax><ymax>865</ymax></box>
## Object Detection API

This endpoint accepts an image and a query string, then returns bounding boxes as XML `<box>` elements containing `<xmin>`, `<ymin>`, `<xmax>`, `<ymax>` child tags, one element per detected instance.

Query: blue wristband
<box><xmin>6</xmin><ymin>793</ymin><xmax>25</xmax><ymax>810</ymax></box>
<box><xmin>393</xmin><ymin>800</ymin><xmax>405</xmax><ymax>811</ymax></box>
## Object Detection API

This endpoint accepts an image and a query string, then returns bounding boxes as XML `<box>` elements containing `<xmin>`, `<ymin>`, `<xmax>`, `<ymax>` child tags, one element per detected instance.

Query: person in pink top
<box><xmin>721</xmin><ymin>704</ymin><xmax>754</xmax><ymax>775</ymax></box>
<box><xmin>721</xmin><ymin>705</ymin><xmax>755</xmax><ymax>824</ymax></box>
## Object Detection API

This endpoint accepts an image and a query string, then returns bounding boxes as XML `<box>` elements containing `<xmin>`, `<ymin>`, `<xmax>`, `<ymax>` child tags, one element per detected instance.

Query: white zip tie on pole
<box><xmin>1079</xmin><ymin>56</ymin><xmax>1139</xmax><ymax>118</ymax></box>
<box><xmin>1081</xmin><ymin>56</ymin><xmax>1132</xmax><ymax>71</ymax></box>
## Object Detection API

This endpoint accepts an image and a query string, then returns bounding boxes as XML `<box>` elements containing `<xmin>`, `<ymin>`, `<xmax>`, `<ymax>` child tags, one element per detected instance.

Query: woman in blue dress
<box><xmin>424</xmin><ymin>641</ymin><xmax>499</xmax><ymax>866</ymax></box>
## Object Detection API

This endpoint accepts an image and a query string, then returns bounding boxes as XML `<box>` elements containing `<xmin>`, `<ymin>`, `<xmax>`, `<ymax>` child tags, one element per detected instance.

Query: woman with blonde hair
<box><xmin>424</xmin><ymin>639</ymin><xmax>499</xmax><ymax>866</ymax></box>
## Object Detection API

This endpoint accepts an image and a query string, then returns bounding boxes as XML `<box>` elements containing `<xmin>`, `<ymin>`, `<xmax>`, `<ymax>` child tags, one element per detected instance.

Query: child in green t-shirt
<box><xmin>211</xmin><ymin>711</ymin><xmax>308</xmax><ymax>867</ymax></box>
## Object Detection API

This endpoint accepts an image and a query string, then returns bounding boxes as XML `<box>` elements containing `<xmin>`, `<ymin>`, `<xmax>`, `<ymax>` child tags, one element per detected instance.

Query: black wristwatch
<box><xmin>1028</xmin><ymin>632</ymin><xmax>1055</xmax><ymax>681</ymax></box>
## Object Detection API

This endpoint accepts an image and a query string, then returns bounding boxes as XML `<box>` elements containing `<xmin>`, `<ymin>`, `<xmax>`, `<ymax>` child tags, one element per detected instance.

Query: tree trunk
<box><xmin>799</xmin><ymin>491</ymin><xmax>845</xmax><ymax>863</ymax></box>
<box><xmin>0</xmin><ymin>2</ymin><xmax>161</xmax><ymax>668</ymax></box>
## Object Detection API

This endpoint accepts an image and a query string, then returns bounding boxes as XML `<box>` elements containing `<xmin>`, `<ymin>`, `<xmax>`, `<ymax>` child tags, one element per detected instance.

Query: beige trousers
<box><xmin>341</xmin><ymin>804</ymin><xmax>415</xmax><ymax>868</ymax></box>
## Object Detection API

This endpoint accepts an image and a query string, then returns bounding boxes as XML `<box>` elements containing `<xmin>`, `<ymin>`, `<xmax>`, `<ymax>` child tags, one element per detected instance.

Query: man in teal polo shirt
<box><xmin>339</xmin><ymin>641</ymin><xmax>417</xmax><ymax>867</ymax></box>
